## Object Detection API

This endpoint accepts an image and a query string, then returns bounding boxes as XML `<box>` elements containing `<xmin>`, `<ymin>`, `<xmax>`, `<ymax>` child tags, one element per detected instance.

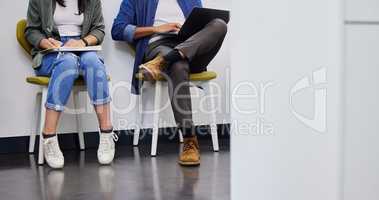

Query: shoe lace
<box><xmin>99</xmin><ymin>133</ymin><xmax>118</xmax><ymax>152</ymax></box>
<box><xmin>45</xmin><ymin>139</ymin><xmax>60</xmax><ymax>158</ymax></box>
<box><xmin>146</xmin><ymin>56</ymin><xmax>166</xmax><ymax>71</ymax></box>
<box><xmin>112</xmin><ymin>133</ymin><xmax>119</xmax><ymax>141</ymax></box>
<box><xmin>183</xmin><ymin>140</ymin><xmax>197</xmax><ymax>153</ymax></box>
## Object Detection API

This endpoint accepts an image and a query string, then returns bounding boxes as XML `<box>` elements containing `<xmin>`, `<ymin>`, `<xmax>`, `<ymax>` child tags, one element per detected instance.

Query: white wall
<box><xmin>231</xmin><ymin>0</ymin><xmax>379</xmax><ymax>199</ymax></box>
<box><xmin>345</xmin><ymin>0</ymin><xmax>379</xmax><ymax>21</ymax></box>
<box><xmin>231</xmin><ymin>0</ymin><xmax>343</xmax><ymax>199</ymax></box>
<box><xmin>343</xmin><ymin>0</ymin><xmax>379</xmax><ymax>199</ymax></box>
<box><xmin>0</xmin><ymin>0</ymin><xmax>230</xmax><ymax>138</ymax></box>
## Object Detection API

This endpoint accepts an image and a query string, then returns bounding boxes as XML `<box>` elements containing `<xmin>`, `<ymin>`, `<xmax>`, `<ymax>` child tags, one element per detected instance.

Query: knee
<box><xmin>80</xmin><ymin>52</ymin><xmax>103</xmax><ymax>69</ymax></box>
<box><xmin>81</xmin><ymin>53</ymin><xmax>107</xmax><ymax>79</ymax></box>
<box><xmin>59</xmin><ymin>53</ymin><xmax>78</xmax><ymax>67</ymax></box>
<box><xmin>57</xmin><ymin>53</ymin><xmax>79</xmax><ymax>76</ymax></box>
<box><xmin>210</xmin><ymin>18</ymin><xmax>228</xmax><ymax>36</ymax></box>
<box><xmin>170</xmin><ymin>61</ymin><xmax>189</xmax><ymax>76</ymax></box>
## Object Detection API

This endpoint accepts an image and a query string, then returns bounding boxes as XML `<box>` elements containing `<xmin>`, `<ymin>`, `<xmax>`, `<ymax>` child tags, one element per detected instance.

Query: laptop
<box><xmin>178</xmin><ymin>7</ymin><xmax>230</xmax><ymax>40</ymax></box>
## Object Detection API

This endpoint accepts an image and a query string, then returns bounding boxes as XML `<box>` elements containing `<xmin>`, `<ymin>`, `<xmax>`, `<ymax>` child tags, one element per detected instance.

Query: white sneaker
<box><xmin>43</xmin><ymin>136</ymin><xmax>64</xmax><ymax>169</ymax></box>
<box><xmin>97</xmin><ymin>133</ymin><xmax>118</xmax><ymax>165</ymax></box>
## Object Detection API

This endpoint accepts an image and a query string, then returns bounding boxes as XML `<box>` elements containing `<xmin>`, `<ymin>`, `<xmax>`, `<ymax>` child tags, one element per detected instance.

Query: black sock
<box><xmin>181</xmin><ymin>127</ymin><xmax>197</xmax><ymax>138</ymax></box>
<box><xmin>100</xmin><ymin>128</ymin><xmax>113</xmax><ymax>134</ymax></box>
<box><xmin>163</xmin><ymin>49</ymin><xmax>183</xmax><ymax>64</ymax></box>
<box><xmin>42</xmin><ymin>133</ymin><xmax>57</xmax><ymax>139</ymax></box>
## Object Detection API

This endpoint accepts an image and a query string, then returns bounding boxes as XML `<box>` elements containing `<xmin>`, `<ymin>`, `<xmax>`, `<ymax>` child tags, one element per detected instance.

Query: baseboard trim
<box><xmin>0</xmin><ymin>124</ymin><xmax>230</xmax><ymax>154</ymax></box>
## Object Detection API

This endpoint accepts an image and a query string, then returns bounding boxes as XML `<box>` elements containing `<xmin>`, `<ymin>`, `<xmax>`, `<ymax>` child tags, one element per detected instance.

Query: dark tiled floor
<box><xmin>0</xmin><ymin>140</ymin><xmax>230</xmax><ymax>200</ymax></box>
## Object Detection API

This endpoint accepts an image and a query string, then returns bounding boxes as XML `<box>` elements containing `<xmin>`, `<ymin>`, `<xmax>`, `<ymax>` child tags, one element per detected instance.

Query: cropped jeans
<box><xmin>35</xmin><ymin>36</ymin><xmax>111</xmax><ymax>111</ymax></box>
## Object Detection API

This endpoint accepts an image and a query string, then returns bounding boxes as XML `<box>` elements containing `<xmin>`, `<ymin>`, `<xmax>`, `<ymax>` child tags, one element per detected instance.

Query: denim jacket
<box><xmin>111</xmin><ymin>0</ymin><xmax>202</xmax><ymax>94</ymax></box>
<box><xmin>25</xmin><ymin>0</ymin><xmax>105</xmax><ymax>69</ymax></box>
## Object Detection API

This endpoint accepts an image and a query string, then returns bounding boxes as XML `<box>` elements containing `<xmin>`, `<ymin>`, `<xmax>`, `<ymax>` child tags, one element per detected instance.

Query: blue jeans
<box><xmin>35</xmin><ymin>36</ymin><xmax>111</xmax><ymax>111</ymax></box>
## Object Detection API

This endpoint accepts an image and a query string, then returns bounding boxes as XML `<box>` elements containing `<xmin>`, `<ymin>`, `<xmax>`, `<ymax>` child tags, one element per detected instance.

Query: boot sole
<box><xmin>178</xmin><ymin>160</ymin><xmax>201</xmax><ymax>166</ymax></box>
<box><xmin>139</xmin><ymin>65</ymin><xmax>159</xmax><ymax>82</ymax></box>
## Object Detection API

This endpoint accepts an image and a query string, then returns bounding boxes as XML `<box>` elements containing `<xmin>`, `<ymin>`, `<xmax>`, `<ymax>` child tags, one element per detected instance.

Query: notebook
<box><xmin>178</xmin><ymin>7</ymin><xmax>230</xmax><ymax>40</ymax></box>
<box><xmin>41</xmin><ymin>45</ymin><xmax>102</xmax><ymax>54</ymax></box>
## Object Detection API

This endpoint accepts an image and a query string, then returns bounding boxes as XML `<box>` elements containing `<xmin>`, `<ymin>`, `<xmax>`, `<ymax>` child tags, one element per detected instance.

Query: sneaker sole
<box><xmin>45</xmin><ymin>161</ymin><xmax>64</xmax><ymax>169</ymax></box>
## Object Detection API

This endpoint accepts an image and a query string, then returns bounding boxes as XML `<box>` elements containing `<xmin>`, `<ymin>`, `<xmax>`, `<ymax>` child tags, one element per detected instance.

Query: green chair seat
<box><xmin>26</xmin><ymin>76</ymin><xmax>111</xmax><ymax>86</ymax></box>
<box><xmin>136</xmin><ymin>71</ymin><xmax>217</xmax><ymax>81</ymax></box>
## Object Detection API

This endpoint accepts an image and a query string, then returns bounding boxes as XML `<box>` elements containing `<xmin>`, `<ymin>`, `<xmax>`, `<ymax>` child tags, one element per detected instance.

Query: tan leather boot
<box><xmin>138</xmin><ymin>55</ymin><xmax>167</xmax><ymax>81</ymax></box>
<box><xmin>178</xmin><ymin>136</ymin><xmax>200</xmax><ymax>166</ymax></box>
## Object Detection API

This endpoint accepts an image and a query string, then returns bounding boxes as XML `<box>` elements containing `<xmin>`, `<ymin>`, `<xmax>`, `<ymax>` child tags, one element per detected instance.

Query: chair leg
<box><xmin>73</xmin><ymin>90</ymin><xmax>85</xmax><ymax>150</ymax></box>
<box><xmin>133</xmin><ymin>91</ymin><xmax>143</xmax><ymax>146</ymax></box>
<box><xmin>203</xmin><ymin>82</ymin><xmax>220</xmax><ymax>152</ymax></box>
<box><xmin>29</xmin><ymin>92</ymin><xmax>41</xmax><ymax>153</ymax></box>
<box><xmin>38</xmin><ymin>87</ymin><xmax>48</xmax><ymax>165</ymax></box>
<box><xmin>29</xmin><ymin>133</ymin><xmax>37</xmax><ymax>153</ymax></box>
<box><xmin>179</xmin><ymin>129</ymin><xmax>184</xmax><ymax>143</ymax></box>
<box><xmin>151</xmin><ymin>82</ymin><xmax>162</xmax><ymax>156</ymax></box>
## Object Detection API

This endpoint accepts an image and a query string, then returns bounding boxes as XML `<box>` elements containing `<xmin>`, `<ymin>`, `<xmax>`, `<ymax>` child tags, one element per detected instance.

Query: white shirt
<box><xmin>54</xmin><ymin>0</ymin><xmax>84</xmax><ymax>36</ymax></box>
<box><xmin>154</xmin><ymin>0</ymin><xmax>185</xmax><ymax>27</ymax></box>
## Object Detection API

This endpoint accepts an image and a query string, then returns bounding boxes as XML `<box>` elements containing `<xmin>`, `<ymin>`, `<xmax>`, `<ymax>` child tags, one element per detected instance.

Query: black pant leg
<box><xmin>175</xmin><ymin>19</ymin><xmax>228</xmax><ymax>71</ymax></box>
<box><xmin>166</xmin><ymin>60</ymin><xmax>196</xmax><ymax>137</ymax></box>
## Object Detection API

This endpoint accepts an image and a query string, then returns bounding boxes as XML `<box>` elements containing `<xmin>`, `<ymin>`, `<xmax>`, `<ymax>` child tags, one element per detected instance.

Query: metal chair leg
<box><xmin>38</xmin><ymin>87</ymin><xmax>48</xmax><ymax>165</ymax></box>
<box><xmin>29</xmin><ymin>92</ymin><xmax>41</xmax><ymax>153</ymax></box>
<box><xmin>133</xmin><ymin>90</ymin><xmax>143</xmax><ymax>146</ymax></box>
<box><xmin>73</xmin><ymin>89</ymin><xmax>85</xmax><ymax>150</ymax></box>
<box><xmin>179</xmin><ymin>129</ymin><xmax>184</xmax><ymax>143</ymax></box>
<box><xmin>151</xmin><ymin>82</ymin><xmax>162</xmax><ymax>156</ymax></box>
<box><xmin>203</xmin><ymin>82</ymin><xmax>219</xmax><ymax>152</ymax></box>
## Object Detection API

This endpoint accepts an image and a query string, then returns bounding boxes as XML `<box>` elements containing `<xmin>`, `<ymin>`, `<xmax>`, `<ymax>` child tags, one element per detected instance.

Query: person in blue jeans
<box><xmin>25</xmin><ymin>0</ymin><xmax>115</xmax><ymax>169</ymax></box>
<box><xmin>37</xmin><ymin>37</ymin><xmax>111</xmax><ymax>111</ymax></box>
